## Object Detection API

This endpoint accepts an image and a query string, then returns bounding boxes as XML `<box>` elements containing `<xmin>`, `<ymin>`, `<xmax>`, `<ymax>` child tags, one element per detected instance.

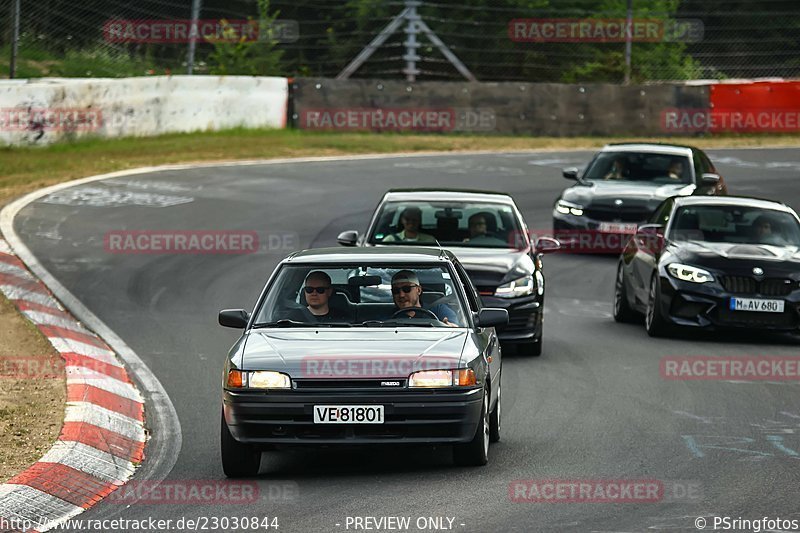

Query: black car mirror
<box><xmin>535</xmin><ymin>237</ymin><xmax>561</xmax><ymax>254</ymax></box>
<box><xmin>635</xmin><ymin>224</ymin><xmax>665</xmax><ymax>251</ymax></box>
<box><xmin>562</xmin><ymin>167</ymin><xmax>579</xmax><ymax>180</ymax></box>
<box><xmin>219</xmin><ymin>309</ymin><xmax>250</xmax><ymax>329</ymax></box>
<box><xmin>337</xmin><ymin>230</ymin><xmax>359</xmax><ymax>247</ymax></box>
<box><xmin>700</xmin><ymin>173</ymin><xmax>720</xmax><ymax>185</ymax></box>
<box><xmin>475</xmin><ymin>308</ymin><xmax>509</xmax><ymax>328</ymax></box>
<box><xmin>348</xmin><ymin>275</ymin><xmax>382</xmax><ymax>286</ymax></box>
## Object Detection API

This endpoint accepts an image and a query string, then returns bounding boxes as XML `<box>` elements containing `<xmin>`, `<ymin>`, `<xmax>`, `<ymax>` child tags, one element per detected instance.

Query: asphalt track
<box><xmin>13</xmin><ymin>148</ymin><xmax>800</xmax><ymax>533</ymax></box>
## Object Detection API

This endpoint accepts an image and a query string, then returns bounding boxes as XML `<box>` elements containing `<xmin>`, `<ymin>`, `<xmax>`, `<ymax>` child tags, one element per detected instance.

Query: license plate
<box><xmin>313</xmin><ymin>405</ymin><xmax>384</xmax><ymax>424</ymax></box>
<box><xmin>599</xmin><ymin>222</ymin><xmax>638</xmax><ymax>234</ymax></box>
<box><xmin>729</xmin><ymin>298</ymin><xmax>785</xmax><ymax>313</ymax></box>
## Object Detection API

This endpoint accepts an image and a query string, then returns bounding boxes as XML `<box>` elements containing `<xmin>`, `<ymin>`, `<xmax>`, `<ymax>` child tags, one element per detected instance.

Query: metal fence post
<box><xmin>187</xmin><ymin>0</ymin><xmax>202</xmax><ymax>74</ymax></box>
<box><xmin>9</xmin><ymin>0</ymin><xmax>21</xmax><ymax>79</ymax></box>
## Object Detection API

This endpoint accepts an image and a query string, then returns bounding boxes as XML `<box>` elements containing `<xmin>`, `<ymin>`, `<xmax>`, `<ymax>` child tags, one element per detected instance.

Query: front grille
<box><xmin>720</xmin><ymin>276</ymin><xmax>795</xmax><ymax>296</ymax></box>
<box><xmin>713</xmin><ymin>306</ymin><xmax>798</xmax><ymax>329</ymax></box>
<box><xmin>294</xmin><ymin>380</ymin><xmax>407</xmax><ymax>389</ymax></box>
<box><xmin>584</xmin><ymin>206</ymin><xmax>651</xmax><ymax>222</ymax></box>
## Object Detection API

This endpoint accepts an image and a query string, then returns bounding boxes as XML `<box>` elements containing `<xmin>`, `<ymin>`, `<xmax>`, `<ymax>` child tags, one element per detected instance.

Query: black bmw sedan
<box><xmin>554</xmin><ymin>143</ymin><xmax>727</xmax><ymax>253</ymax></box>
<box><xmin>614</xmin><ymin>196</ymin><xmax>800</xmax><ymax>337</ymax></box>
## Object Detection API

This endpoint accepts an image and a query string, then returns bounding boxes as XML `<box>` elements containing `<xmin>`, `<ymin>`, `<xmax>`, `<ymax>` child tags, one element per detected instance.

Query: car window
<box><xmin>453</xmin><ymin>261</ymin><xmax>481</xmax><ymax>313</ymax></box>
<box><xmin>668</xmin><ymin>205</ymin><xmax>800</xmax><ymax>245</ymax></box>
<box><xmin>650</xmin><ymin>199</ymin><xmax>674</xmax><ymax>226</ymax></box>
<box><xmin>368</xmin><ymin>201</ymin><xmax>522</xmax><ymax>249</ymax></box>
<box><xmin>253</xmin><ymin>264</ymin><xmax>469</xmax><ymax>327</ymax></box>
<box><xmin>693</xmin><ymin>150</ymin><xmax>709</xmax><ymax>178</ymax></box>
<box><xmin>583</xmin><ymin>152</ymin><xmax>692</xmax><ymax>184</ymax></box>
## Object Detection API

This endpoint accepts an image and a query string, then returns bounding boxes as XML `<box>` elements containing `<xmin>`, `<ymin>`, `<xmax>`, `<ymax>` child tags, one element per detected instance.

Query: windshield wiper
<box><xmin>253</xmin><ymin>318</ymin><xmax>340</xmax><ymax>329</ymax></box>
<box><xmin>358</xmin><ymin>320</ymin><xmax>434</xmax><ymax>327</ymax></box>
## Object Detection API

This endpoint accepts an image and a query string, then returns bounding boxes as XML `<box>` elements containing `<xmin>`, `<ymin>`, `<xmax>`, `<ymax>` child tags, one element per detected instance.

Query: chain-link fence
<box><xmin>1</xmin><ymin>0</ymin><xmax>798</xmax><ymax>82</ymax></box>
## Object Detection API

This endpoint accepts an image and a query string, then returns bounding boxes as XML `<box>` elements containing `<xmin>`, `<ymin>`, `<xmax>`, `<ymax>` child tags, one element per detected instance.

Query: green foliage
<box><xmin>207</xmin><ymin>0</ymin><xmax>284</xmax><ymax>76</ymax></box>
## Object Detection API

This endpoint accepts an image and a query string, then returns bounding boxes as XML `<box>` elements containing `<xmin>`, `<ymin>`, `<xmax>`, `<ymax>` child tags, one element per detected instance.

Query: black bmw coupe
<box><xmin>614</xmin><ymin>196</ymin><xmax>800</xmax><ymax>337</ymax></box>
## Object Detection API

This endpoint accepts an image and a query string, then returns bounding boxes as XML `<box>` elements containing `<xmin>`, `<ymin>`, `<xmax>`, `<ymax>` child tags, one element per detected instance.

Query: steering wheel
<box><xmin>391</xmin><ymin>307</ymin><xmax>439</xmax><ymax>320</ymax></box>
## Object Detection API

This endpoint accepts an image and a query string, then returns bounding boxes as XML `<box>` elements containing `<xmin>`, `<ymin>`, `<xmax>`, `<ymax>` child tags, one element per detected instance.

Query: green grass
<box><xmin>2</xmin><ymin>127</ymin><xmax>799</xmax><ymax>205</ymax></box>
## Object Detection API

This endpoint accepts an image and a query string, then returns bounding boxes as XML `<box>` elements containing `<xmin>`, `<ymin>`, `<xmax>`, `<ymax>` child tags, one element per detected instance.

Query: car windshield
<box><xmin>583</xmin><ymin>152</ymin><xmax>693</xmax><ymax>185</ymax></box>
<box><xmin>368</xmin><ymin>200</ymin><xmax>522</xmax><ymax>248</ymax></box>
<box><xmin>252</xmin><ymin>264</ymin><xmax>468</xmax><ymax>328</ymax></box>
<box><xmin>668</xmin><ymin>205</ymin><xmax>800</xmax><ymax>246</ymax></box>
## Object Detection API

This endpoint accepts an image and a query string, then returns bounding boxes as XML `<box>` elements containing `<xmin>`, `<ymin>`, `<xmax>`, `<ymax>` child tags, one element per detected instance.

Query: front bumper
<box><xmin>223</xmin><ymin>387</ymin><xmax>483</xmax><ymax>446</ymax></box>
<box><xmin>479</xmin><ymin>294</ymin><xmax>542</xmax><ymax>342</ymax></box>
<box><xmin>659</xmin><ymin>276</ymin><xmax>800</xmax><ymax>331</ymax></box>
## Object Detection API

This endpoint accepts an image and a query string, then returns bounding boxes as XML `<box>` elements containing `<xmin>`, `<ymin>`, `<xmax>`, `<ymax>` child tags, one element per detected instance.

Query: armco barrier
<box><xmin>290</xmin><ymin>77</ymin><xmax>710</xmax><ymax>136</ymax></box>
<box><xmin>0</xmin><ymin>76</ymin><xmax>288</xmax><ymax>146</ymax></box>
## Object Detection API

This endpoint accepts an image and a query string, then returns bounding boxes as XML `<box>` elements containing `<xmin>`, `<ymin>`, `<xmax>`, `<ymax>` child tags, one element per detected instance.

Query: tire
<box><xmin>613</xmin><ymin>262</ymin><xmax>638</xmax><ymax>323</ymax></box>
<box><xmin>221</xmin><ymin>410</ymin><xmax>262</xmax><ymax>477</ymax></box>
<box><xmin>454</xmin><ymin>387</ymin><xmax>490</xmax><ymax>466</ymax></box>
<box><xmin>489</xmin><ymin>377</ymin><xmax>501</xmax><ymax>443</ymax></box>
<box><xmin>645</xmin><ymin>275</ymin><xmax>671</xmax><ymax>338</ymax></box>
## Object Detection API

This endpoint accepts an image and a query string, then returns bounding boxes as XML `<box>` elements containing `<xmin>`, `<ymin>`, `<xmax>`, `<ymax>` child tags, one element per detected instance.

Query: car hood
<box><xmin>241</xmin><ymin>329</ymin><xmax>468</xmax><ymax>378</ymax></box>
<box><xmin>670</xmin><ymin>241</ymin><xmax>800</xmax><ymax>272</ymax></box>
<box><xmin>562</xmin><ymin>181</ymin><xmax>694</xmax><ymax>208</ymax></box>
<box><xmin>446</xmin><ymin>246</ymin><xmax>534</xmax><ymax>287</ymax></box>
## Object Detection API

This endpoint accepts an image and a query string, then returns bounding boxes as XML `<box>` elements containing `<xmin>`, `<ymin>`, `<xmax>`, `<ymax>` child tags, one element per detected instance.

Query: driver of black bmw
<box><xmin>390</xmin><ymin>270</ymin><xmax>458</xmax><ymax>327</ymax></box>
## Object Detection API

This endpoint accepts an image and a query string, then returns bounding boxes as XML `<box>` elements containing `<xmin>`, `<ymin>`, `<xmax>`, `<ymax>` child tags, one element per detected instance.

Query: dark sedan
<box><xmin>337</xmin><ymin>189</ymin><xmax>560</xmax><ymax>356</ymax></box>
<box><xmin>614</xmin><ymin>196</ymin><xmax>800</xmax><ymax>337</ymax></box>
<box><xmin>218</xmin><ymin>247</ymin><xmax>508</xmax><ymax>476</ymax></box>
<box><xmin>554</xmin><ymin>143</ymin><xmax>727</xmax><ymax>253</ymax></box>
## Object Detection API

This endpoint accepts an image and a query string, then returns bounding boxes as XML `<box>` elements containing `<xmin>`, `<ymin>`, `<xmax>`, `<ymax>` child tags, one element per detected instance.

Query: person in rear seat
<box><xmin>389</xmin><ymin>270</ymin><xmax>458</xmax><ymax>327</ymax></box>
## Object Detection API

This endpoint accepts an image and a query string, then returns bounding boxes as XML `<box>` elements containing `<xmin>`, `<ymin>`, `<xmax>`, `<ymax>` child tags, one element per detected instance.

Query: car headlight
<box><xmin>408</xmin><ymin>368</ymin><xmax>476</xmax><ymax>387</ymax></box>
<box><xmin>226</xmin><ymin>370</ymin><xmax>291</xmax><ymax>389</ymax></box>
<box><xmin>555</xmin><ymin>199</ymin><xmax>584</xmax><ymax>216</ymax></box>
<box><xmin>667</xmin><ymin>263</ymin><xmax>714</xmax><ymax>284</ymax></box>
<box><xmin>495</xmin><ymin>275</ymin><xmax>534</xmax><ymax>298</ymax></box>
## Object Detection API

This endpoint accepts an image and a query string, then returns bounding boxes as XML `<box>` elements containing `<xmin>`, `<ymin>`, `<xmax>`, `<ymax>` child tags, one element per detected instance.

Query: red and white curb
<box><xmin>0</xmin><ymin>238</ymin><xmax>146</xmax><ymax>532</ymax></box>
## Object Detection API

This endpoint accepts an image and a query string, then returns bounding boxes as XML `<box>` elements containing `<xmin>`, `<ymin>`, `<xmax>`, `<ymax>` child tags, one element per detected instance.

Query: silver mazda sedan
<box><xmin>219</xmin><ymin>247</ymin><xmax>508</xmax><ymax>477</ymax></box>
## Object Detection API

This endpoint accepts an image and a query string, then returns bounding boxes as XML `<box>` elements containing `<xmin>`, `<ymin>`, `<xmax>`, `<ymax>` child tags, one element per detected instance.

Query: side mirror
<box><xmin>701</xmin><ymin>173</ymin><xmax>720</xmax><ymax>185</ymax></box>
<box><xmin>562</xmin><ymin>167</ymin><xmax>579</xmax><ymax>180</ymax></box>
<box><xmin>337</xmin><ymin>230</ymin><xmax>359</xmax><ymax>247</ymax></box>
<box><xmin>535</xmin><ymin>237</ymin><xmax>561</xmax><ymax>254</ymax></box>
<box><xmin>219</xmin><ymin>309</ymin><xmax>250</xmax><ymax>329</ymax></box>
<box><xmin>635</xmin><ymin>224</ymin><xmax>665</xmax><ymax>252</ymax></box>
<box><xmin>475</xmin><ymin>308</ymin><xmax>509</xmax><ymax>328</ymax></box>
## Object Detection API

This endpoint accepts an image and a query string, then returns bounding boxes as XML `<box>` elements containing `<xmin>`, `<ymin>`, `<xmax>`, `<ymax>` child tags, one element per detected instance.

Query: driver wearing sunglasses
<box><xmin>390</xmin><ymin>270</ymin><xmax>458</xmax><ymax>327</ymax></box>
<box><xmin>300</xmin><ymin>271</ymin><xmax>347</xmax><ymax>322</ymax></box>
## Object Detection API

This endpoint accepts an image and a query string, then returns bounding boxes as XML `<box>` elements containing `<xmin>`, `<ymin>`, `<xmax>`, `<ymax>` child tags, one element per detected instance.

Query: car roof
<box><xmin>602</xmin><ymin>143</ymin><xmax>694</xmax><ymax>157</ymax></box>
<box><xmin>285</xmin><ymin>246</ymin><xmax>454</xmax><ymax>264</ymax></box>
<box><xmin>672</xmin><ymin>195</ymin><xmax>796</xmax><ymax>213</ymax></box>
<box><xmin>382</xmin><ymin>189</ymin><xmax>515</xmax><ymax>204</ymax></box>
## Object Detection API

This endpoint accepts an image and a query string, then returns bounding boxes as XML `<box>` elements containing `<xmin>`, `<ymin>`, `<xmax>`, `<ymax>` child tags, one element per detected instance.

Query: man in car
<box><xmin>293</xmin><ymin>271</ymin><xmax>349</xmax><ymax>322</ymax></box>
<box><xmin>753</xmin><ymin>215</ymin><xmax>788</xmax><ymax>245</ymax></box>
<box><xmin>390</xmin><ymin>270</ymin><xmax>458</xmax><ymax>327</ymax></box>
<box><xmin>382</xmin><ymin>207</ymin><xmax>436</xmax><ymax>243</ymax></box>
<box><xmin>668</xmin><ymin>160</ymin><xmax>685</xmax><ymax>180</ymax></box>
<box><xmin>604</xmin><ymin>157</ymin><xmax>627</xmax><ymax>180</ymax></box>
<box><xmin>463</xmin><ymin>213</ymin><xmax>506</xmax><ymax>245</ymax></box>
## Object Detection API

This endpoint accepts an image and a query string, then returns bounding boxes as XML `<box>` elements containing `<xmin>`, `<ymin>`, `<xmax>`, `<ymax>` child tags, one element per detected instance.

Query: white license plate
<box><xmin>313</xmin><ymin>405</ymin><xmax>384</xmax><ymax>424</ymax></box>
<box><xmin>599</xmin><ymin>222</ymin><xmax>638</xmax><ymax>234</ymax></box>
<box><xmin>729</xmin><ymin>298</ymin><xmax>785</xmax><ymax>313</ymax></box>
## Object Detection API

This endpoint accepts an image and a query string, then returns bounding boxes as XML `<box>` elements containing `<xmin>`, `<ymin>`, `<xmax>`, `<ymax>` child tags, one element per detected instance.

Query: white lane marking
<box><xmin>64</xmin><ymin>402</ymin><xmax>145</xmax><ymax>442</ymax></box>
<box><xmin>0</xmin><ymin>484</ymin><xmax>83</xmax><ymax>530</ymax></box>
<box><xmin>66</xmin><ymin>367</ymin><xmax>143</xmax><ymax>403</ymax></box>
<box><xmin>781</xmin><ymin>411</ymin><xmax>800</xmax><ymax>420</ymax></box>
<box><xmin>39</xmin><ymin>441</ymin><xmax>135</xmax><ymax>484</ymax></box>
<box><xmin>40</xmin><ymin>186</ymin><xmax>194</xmax><ymax>208</ymax></box>
<box><xmin>673</xmin><ymin>410</ymin><xmax>715</xmax><ymax>424</ymax></box>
